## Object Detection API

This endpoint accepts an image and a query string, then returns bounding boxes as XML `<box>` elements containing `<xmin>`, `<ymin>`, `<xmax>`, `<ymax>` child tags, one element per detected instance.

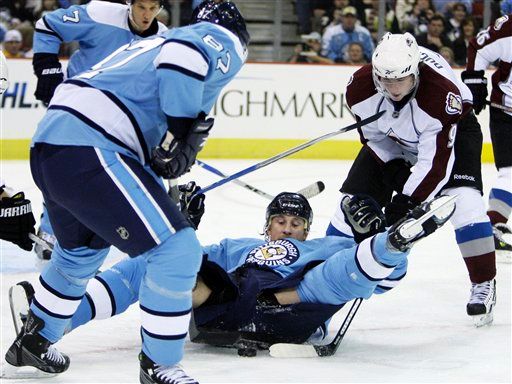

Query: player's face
<box><xmin>380</xmin><ymin>74</ymin><xmax>415</xmax><ymax>101</ymax></box>
<box><xmin>130</xmin><ymin>0</ymin><xmax>161</xmax><ymax>32</ymax></box>
<box><xmin>267</xmin><ymin>214</ymin><xmax>307</xmax><ymax>241</ymax></box>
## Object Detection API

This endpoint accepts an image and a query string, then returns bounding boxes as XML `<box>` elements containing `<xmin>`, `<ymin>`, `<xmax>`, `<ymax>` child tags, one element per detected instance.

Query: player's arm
<box><xmin>462</xmin><ymin>16</ymin><xmax>512</xmax><ymax>114</ymax></box>
<box><xmin>33</xmin><ymin>4</ymin><xmax>94</xmax><ymax>105</ymax></box>
<box><xmin>150</xmin><ymin>39</ymin><xmax>214</xmax><ymax>179</ymax></box>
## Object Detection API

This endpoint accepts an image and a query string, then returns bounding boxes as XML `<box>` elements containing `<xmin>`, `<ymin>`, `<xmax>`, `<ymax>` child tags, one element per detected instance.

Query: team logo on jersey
<box><xmin>494</xmin><ymin>15</ymin><xmax>509</xmax><ymax>31</ymax></box>
<box><xmin>245</xmin><ymin>239</ymin><xmax>299</xmax><ymax>268</ymax></box>
<box><xmin>116</xmin><ymin>226</ymin><xmax>129</xmax><ymax>240</ymax></box>
<box><xmin>445</xmin><ymin>92</ymin><xmax>462</xmax><ymax>115</ymax></box>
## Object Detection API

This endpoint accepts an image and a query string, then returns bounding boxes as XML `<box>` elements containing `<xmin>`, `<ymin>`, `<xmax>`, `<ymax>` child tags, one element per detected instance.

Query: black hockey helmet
<box><xmin>190</xmin><ymin>1</ymin><xmax>250</xmax><ymax>49</ymax></box>
<box><xmin>265</xmin><ymin>192</ymin><xmax>313</xmax><ymax>232</ymax></box>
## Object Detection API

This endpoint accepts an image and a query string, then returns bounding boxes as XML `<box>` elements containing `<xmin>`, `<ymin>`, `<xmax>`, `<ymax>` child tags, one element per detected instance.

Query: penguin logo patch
<box><xmin>245</xmin><ymin>239</ymin><xmax>299</xmax><ymax>267</ymax></box>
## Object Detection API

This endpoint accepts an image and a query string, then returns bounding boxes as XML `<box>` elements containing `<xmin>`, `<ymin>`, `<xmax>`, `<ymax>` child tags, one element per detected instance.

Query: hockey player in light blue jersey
<box><xmin>9</xmin><ymin>188</ymin><xmax>456</xmax><ymax>361</ymax></box>
<box><xmin>33</xmin><ymin>0</ymin><xmax>167</xmax><ymax>261</ymax></box>
<box><xmin>5</xmin><ymin>2</ymin><xmax>249</xmax><ymax>383</ymax></box>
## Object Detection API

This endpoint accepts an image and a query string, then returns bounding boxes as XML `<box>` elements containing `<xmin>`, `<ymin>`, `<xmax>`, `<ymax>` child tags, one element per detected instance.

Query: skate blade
<box><xmin>471</xmin><ymin>312</ymin><xmax>494</xmax><ymax>327</ymax></box>
<box><xmin>1</xmin><ymin>362</ymin><xmax>57</xmax><ymax>379</ymax></box>
<box><xmin>8</xmin><ymin>284</ymin><xmax>30</xmax><ymax>335</ymax></box>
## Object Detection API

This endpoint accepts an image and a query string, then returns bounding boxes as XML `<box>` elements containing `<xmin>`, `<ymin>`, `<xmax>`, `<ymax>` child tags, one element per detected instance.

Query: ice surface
<box><xmin>1</xmin><ymin>159</ymin><xmax>510</xmax><ymax>383</ymax></box>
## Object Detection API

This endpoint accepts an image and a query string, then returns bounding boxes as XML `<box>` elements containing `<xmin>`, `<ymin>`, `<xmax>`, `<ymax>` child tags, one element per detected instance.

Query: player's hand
<box><xmin>33</xmin><ymin>53</ymin><xmax>64</xmax><ymax>106</ymax></box>
<box><xmin>178</xmin><ymin>182</ymin><xmax>205</xmax><ymax>229</ymax></box>
<box><xmin>151</xmin><ymin>118</ymin><xmax>214</xmax><ymax>179</ymax></box>
<box><xmin>461</xmin><ymin>70</ymin><xmax>488</xmax><ymax>115</ymax></box>
<box><xmin>0</xmin><ymin>192</ymin><xmax>36</xmax><ymax>251</ymax></box>
<box><xmin>385</xmin><ymin>193</ymin><xmax>420</xmax><ymax>225</ymax></box>
<box><xmin>341</xmin><ymin>194</ymin><xmax>386</xmax><ymax>243</ymax></box>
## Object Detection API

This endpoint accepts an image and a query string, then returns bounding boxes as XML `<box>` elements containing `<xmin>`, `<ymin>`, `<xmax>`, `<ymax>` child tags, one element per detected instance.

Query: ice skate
<box><xmin>467</xmin><ymin>279</ymin><xmax>496</xmax><ymax>327</ymax></box>
<box><xmin>8</xmin><ymin>281</ymin><xmax>34</xmax><ymax>335</ymax></box>
<box><xmin>139</xmin><ymin>352</ymin><xmax>198</xmax><ymax>384</ymax></box>
<box><xmin>493</xmin><ymin>223</ymin><xmax>512</xmax><ymax>263</ymax></box>
<box><xmin>387</xmin><ymin>195</ymin><xmax>457</xmax><ymax>252</ymax></box>
<box><xmin>4</xmin><ymin>310</ymin><xmax>70</xmax><ymax>375</ymax></box>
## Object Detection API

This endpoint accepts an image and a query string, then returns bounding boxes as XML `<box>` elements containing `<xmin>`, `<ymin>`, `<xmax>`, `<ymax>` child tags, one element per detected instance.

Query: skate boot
<box><xmin>34</xmin><ymin>228</ymin><xmax>55</xmax><ymax>261</ymax></box>
<box><xmin>8</xmin><ymin>281</ymin><xmax>34</xmax><ymax>334</ymax></box>
<box><xmin>467</xmin><ymin>279</ymin><xmax>496</xmax><ymax>327</ymax></box>
<box><xmin>493</xmin><ymin>223</ymin><xmax>512</xmax><ymax>263</ymax></box>
<box><xmin>139</xmin><ymin>351</ymin><xmax>198</xmax><ymax>384</ymax></box>
<box><xmin>387</xmin><ymin>195</ymin><xmax>457</xmax><ymax>252</ymax></box>
<box><xmin>4</xmin><ymin>310</ymin><xmax>70</xmax><ymax>374</ymax></box>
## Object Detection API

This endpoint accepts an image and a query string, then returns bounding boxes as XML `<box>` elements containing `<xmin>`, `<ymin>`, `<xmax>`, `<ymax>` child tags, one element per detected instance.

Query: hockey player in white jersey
<box><xmin>461</xmin><ymin>14</ymin><xmax>512</xmax><ymax>261</ymax></box>
<box><xmin>32</xmin><ymin>0</ymin><xmax>167</xmax><ymax>261</ymax></box>
<box><xmin>4</xmin><ymin>1</ymin><xmax>249</xmax><ymax>383</ymax></box>
<box><xmin>327</xmin><ymin>33</ymin><xmax>497</xmax><ymax>327</ymax></box>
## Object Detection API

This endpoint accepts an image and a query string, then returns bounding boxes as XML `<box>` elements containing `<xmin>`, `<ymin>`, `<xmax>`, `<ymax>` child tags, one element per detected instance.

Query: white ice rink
<box><xmin>0</xmin><ymin>159</ymin><xmax>510</xmax><ymax>383</ymax></box>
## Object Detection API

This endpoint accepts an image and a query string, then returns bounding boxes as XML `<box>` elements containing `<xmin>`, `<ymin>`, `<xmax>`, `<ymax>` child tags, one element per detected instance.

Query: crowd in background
<box><xmin>0</xmin><ymin>0</ymin><xmax>510</xmax><ymax>67</ymax></box>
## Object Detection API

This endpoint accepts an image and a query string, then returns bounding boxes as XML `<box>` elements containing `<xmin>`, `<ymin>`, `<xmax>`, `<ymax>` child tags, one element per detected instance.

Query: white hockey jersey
<box><xmin>466</xmin><ymin>14</ymin><xmax>512</xmax><ymax>116</ymax></box>
<box><xmin>346</xmin><ymin>47</ymin><xmax>473</xmax><ymax>202</ymax></box>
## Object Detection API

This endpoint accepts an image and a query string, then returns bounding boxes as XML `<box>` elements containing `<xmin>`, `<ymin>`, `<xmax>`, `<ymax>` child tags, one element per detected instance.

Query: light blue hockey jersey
<box><xmin>203</xmin><ymin>235</ymin><xmax>407</xmax><ymax>298</ymax></box>
<box><xmin>32</xmin><ymin>22</ymin><xmax>247</xmax><ymax>165</ymax></box>
<box><xmin>33</xmin><ymin>0</ymin><xmax>167</xmax><ymax>77</ymax></box>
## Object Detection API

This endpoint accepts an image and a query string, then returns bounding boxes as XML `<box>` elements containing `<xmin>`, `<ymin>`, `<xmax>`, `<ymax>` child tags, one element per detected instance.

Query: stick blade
<box><xmin>297</xmin><ymin>181</ymin><xmax>325</xmax><ymax>199</ymax></box>
<box><xmin>269</xmin><ymin>343</ymin><xmax>319</xmax><ymax>358</ymax></box>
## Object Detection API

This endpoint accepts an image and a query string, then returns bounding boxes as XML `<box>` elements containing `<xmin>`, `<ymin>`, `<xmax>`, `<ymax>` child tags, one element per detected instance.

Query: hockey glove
<box><xmin>382</xmin><ymin>158</ymin><xmax>412</xmax><ymax>193</ymax></box>
<box><xmin>178</xmin><ymin>181</ymin><xmax>205</xmax><ymax>229</ymax></box>
<box><xmin>461</xmin><ymin>70</ymin><xmax>488</xmax><ymax>115</ymax></box>
<box><xmin>0</xmin><ymin>192</ymin><xmax>36</xmax><ymax>251</ymax></box>
<box><xmin>33</xmin><ymin>53</ymin><xmax>64</xmax><ymax>106</ymax></box>
<box><xmin>341</xmin><ymin>194</ymin><xmax>386</xmax><ymax>243</ymax></box>
<box><xmin>385</xmin><ymin>193</ymin><xmax>420</xmax><ymax>226</ymax></box>
<box><xmin>151</xmin><ymin>117</ymin><xmax>214</xmax><ymax>179</ymax></box>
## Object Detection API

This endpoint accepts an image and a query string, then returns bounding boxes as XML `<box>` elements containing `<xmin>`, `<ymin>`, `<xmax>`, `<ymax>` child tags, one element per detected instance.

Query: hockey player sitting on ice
<box><xmin>326</xmin><ymin>32</ymin><xmax>497</xmax><ymax>327</ymax></box>
<box><xmin>9</xmin><ymin>184</ymin><xmax>457</xmax><ymax>363</ymax></box>
<box><xmin>32</xmin><ymin>0</ymin><xmax>168</xmax><ymax>261</ymax></box>
<box><xmin>4</xmin><ymin>1</ymin><xmax>249</xmax><ymax>383</ymax></box>
<box><xmin>461</xmin><ymin>13</ymin><xmax>512</xmax><ymax>261</ymax></box>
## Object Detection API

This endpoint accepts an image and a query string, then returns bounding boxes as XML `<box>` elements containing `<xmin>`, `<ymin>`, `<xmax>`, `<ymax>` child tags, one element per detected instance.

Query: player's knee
<box><xmin>444</xmin><ymin>187</ymin><xmax>488</xmax><ymax>228</ymax></box>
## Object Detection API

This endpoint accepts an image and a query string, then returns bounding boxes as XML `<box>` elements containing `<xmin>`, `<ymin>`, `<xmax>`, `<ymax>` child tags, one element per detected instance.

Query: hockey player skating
<box><xmin>4</xmin><ymin>1</ymin><xmax>249</xmax><ymax>383</ymax></box>
<box><xmin>327</xmin><ymin>32</ymin><xmax>497</xmax><ymax>327</ymax></box>
<box><xmin>32</xmin><ymin>0</ymin><xmax>167</xmax><ymax>261</ymax></box>
<box><xmin>8</xmin><ymin>186</ymin><xmax>457</xmax><ymax>363</ymax></box>
<box><xmin>462</xmin><ymin>14</ymin><xmax>512</xmax><ymax>261</ymax></box>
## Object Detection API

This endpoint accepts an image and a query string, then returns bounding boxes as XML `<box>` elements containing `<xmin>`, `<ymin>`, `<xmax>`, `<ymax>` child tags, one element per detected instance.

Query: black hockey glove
<box><xmin>33</xmin><ymin>53</ymin><xmax>64</xmax><ymax>106</ymax></box>
<box><xmin>461</xmin><ymin>70</ymin><xmax>488</xmax><ymax>115</ymax></box>
<box><xmin>341</xmin><ymin>194</ymin><xmax>386</xmax><ymax>243</ymax></box>
<box><xmin>151</xmin><ymin>117</ymin><xmax>214</xmax><ymax>179</ymax></box>
<box><xmin>178</xmin><ymin>181</ymin><xmax>205</xmax><ymax>229</ymax></box>
<box><xmin>382</xmin><ymin>158</ymin><xmax>412</xmax><ymax>193</ymax></box>
<box><xmin>385</xmin><ymin>193</ymin><xmax>420</xmax><ymax>226</ymax></box>
<box><xmin>0</xmin><ymin>192</ymin><xmax>36</xmax><ymax>251</ymax></box>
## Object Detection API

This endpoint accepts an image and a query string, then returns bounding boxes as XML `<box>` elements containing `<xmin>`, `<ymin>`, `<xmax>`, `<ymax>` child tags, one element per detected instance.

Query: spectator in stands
<box><xmin>3</xmin><ymin>1</ymin><xmax>37</xmax><ymax>24</ymax></box>
<box><xmin>34</xmin><ymin>0</ymin><xmax>60</xmax><ymax>20</ymax></box>
<box><xmin>445</xmin><ymin>2</ymin><xmax>467</xmax><ymax>42</ymax></box>
<box><xmin>432</xmin><ymin>0</ymin><xmax>472</xmax><ymax>16</ymax></box>
<box><xmin>452</xmin><ymin>16</ymin><xmax>476</xmax><ymax>66</ymax></box>
<box><xmin>288</xmin><ymin>31</ymin><xmax>333</xmax><ymax>64</ymax></box>
<box><xmin>17</xmin><ymin>22</ymin><xmax>35</xmax><ymax>58</ymax></box>
<box><xmin>415</xmin><ymin>14</ymin><xmax>452</xmax><ymax>53</ymax></box>
<box><xmin>2</xmin><ymin>29</ymin><xmax>25</xmax><ymax>58</ymax></box>
<box><xmin>344</xmin><ymin>41</ymin><xmax>366</xmax><ymax>64</ymax></box>
<box><xmin>439</xmin><ymin>45</ymin><xmax>455</xmax><ymax>66</ymax></box>
<box><xmin>324</xmin><ymin>6</ymin><xmax>374</xmax><ymax>63</ymax></box>
<box><xmin>402</xmin><ymin>0</ymin><xmax>435</xmax><ymax>35</ymax></box>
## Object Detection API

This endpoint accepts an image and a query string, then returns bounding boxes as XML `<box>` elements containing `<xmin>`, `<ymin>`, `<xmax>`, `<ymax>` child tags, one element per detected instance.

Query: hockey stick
<box><xmin>195</xmin><ymin>110</ymin><xmax>385</xmax><ymax>196</ymax></box>
<box><xmin>196</xmin><ymin>160</ymin><xmax>325</xmax><ymax>200</ymax></box>
<box><xmin>485</xmin><ymin>100</ymin><xmax>512</xmax><ymax>113</ymax></box>
<box><xmin>269</xmin><ymin>297</ymin><xmax>363</xmax><ymax>358</ymax></box>
<box><xmin>28</xmin><ymin>233</ymin><xmax>53</xmax><ymax>252</ymax></box>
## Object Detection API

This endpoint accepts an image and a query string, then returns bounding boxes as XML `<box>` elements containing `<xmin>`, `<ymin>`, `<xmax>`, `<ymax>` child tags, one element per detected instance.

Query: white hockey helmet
<box><xmin>372</xmin><ymin>32</ymin><xmax>420</xmax><ymax>100</ymax></box>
